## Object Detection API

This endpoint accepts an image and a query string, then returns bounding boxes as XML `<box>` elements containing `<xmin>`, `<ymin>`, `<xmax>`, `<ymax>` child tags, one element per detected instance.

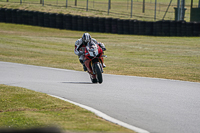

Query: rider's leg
<box><xmin>101</xmin><ymin>57</ymin><xmax>106</xmax><ymax>68</ymax></box>
<box><xmin>79</xmin><ymin>55</ymin><xmax>87</xmax><ymax>71</ymax></box>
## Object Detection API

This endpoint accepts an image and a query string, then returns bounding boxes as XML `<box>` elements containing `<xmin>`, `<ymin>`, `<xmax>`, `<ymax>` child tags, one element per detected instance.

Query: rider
<box><xmin>74</xmin><ymin>33</ymin><xmax>106</xmax><ymax>71</ymax></box>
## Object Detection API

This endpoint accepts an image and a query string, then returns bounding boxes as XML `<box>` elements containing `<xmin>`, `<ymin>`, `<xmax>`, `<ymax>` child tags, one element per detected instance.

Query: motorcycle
<box><xmin>83</xmin><ymin>42</ymin><xmax>106</xmax><ymax>84</ymax></box>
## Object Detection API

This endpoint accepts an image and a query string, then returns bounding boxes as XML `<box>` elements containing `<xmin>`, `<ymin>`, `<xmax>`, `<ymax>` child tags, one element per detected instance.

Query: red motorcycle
<box><xmin>84</xmin><ymin>42</ymin><xmax>106</xmax><ymax>84</ymax></box>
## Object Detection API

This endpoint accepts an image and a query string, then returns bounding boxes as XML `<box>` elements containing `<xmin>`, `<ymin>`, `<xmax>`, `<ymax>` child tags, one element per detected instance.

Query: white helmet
<box><xmin>82</xmin><ymin>33</ymin><xmax>91</xmax><ymax>43</ymax></box>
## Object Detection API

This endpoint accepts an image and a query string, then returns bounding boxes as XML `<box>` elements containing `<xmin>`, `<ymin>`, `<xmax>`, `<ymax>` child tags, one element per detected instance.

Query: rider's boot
<box><xmin>80</xmin><ymin>59</ymin><xmax>87</xmax><ymax>71</ymax></box>
<box><xmin>101</xmin><ymin>57</ymin><xmax>106</xmax><ymax>68</ymax></box>
<box><xmin>103</xmin><ymin>63</ymin><xmax>106</xmax><ymax>68</ymax></box>
<box><xmin>83</xmin><ymin>64</ymin><xmax>87</xmax><ymax>71</ymax></box>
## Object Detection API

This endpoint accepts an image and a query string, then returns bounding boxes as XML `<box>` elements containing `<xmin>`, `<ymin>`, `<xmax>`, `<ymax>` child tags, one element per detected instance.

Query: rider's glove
<box><xmin>78</xmin><ymin>51</ymin><xmax>84</xmax><ymax>56</ymax></box>
<box><xmin>102</xmin><ymin>48</ymin><xmax>106</xmax><ymax>51</ymax></box>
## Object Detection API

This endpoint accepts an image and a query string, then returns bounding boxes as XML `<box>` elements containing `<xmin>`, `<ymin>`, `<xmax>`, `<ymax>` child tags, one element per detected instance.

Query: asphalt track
<box><xmin>1</xmin><ymin>61</ymin><xmax>200</xmax><ymax>133</ymax></box>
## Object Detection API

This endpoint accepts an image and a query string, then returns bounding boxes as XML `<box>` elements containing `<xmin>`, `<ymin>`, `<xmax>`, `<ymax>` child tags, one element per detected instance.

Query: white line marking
<box><xmin>49</xmin><ymin>94</ymin><xmax>150</xmax><ymax>133</ymax></box>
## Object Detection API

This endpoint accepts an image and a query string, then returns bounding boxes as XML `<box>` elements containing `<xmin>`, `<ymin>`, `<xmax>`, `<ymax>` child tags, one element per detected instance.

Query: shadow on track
<box><xmin>62</xmin><ymin>82</ymin><xmax>93</xmax><ymax>84</ymax></box>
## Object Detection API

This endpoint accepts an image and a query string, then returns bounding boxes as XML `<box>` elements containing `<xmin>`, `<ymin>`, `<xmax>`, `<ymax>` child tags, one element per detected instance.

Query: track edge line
<box><xmin>49</xmin><ymin>94</ymin><xmax>150</xmax><ymax>133</ymax></box>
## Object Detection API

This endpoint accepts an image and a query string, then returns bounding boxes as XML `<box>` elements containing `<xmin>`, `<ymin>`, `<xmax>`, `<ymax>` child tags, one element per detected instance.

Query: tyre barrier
<box><xmin>129</xmin><ymin>20</ymin><xmax>135</xmax><ymax>34</ymax></box>
<box><xmin>117</xmin><ymin>19</ymin><xmax>123</xmax><ymax>34</ymax></box>
<box><xmin>186</xmin><ymin>22</ymin><xmax>193</xmax><ymax>36</ymax></box>
<box><xmin>77</xmin><ymin>15</ymin><xmax>83</xmax><ymax>31</ymax></box>
<box><xmin>64</xmin><ymin>14</ymin><xmax>72</xmax><ymax>30</ymax></box>
<box><xmin>139</xmin><ymin>21</ymin><xmax>146</xmax><ymax>35</ymax></box>
<box><xmin>105</xmin><ymin>18</ymin><xmax>112</xmax><ymax>33</ymax></box>
<box><xmin>145</xmin><ymin>21</ymin><xmax>153</xmax><ymax>35</ymax></box>
<box><xmin>0</xmin><ymin>8</ymin><xmax>6</xmax><ymax>22</ymax></box>
<box><xmin>181</xmin><ymin>21</ymin><xmax>186</xmax><ymax>36</ymax></box>
<box><xmin>82</xmin><ymin>16</ymin><xmax>88</xmax><ymax>31</ymax></box>
<box><xmin>56</xmin><ymin>13</ymin><xmax>63</xmax><ymax>29</ymax></box>
<box><xmin>71</xmin><ymin>15</ymin><xmax>78</xmax><ymax>30</ymax></box>
<box><xmin>93</xmin><ymin>17</ymin><xmax>99</xmax><ymax>32</ymax></box>
<box><xmin>0</xmin><ymin>8</ymin><xmax>200</xmax><ymax>36</ymax></box>
<box><xmin>111</xmin><ymin>18</ymin><xmax>118</xmax><ymax>34</ymax></box>
<box><xmin>169</xmin><ymin>21</ymin><xmax>177</xmax><ymax>36</ymax></box>
<box><xmin>162</xmin><ymin>20</ymin><xmax>170</xmax><ymax>36</ymax></box>
<box><xmin>11</xmin><ymin>9</ymin><xmax>18</xmax><ymax>24</ymax></box>
<box><xmin>176</xmin><ymin>21</ymin><xmax>182</xmax><ymax>36</ymax></box>
<box><xmin>5</xmin><ymin>8</ymin><xmax>12</xmax><ymax>23</ymax></box>
<box><xmin>28</xmin><ymin>11</ymin><xmax>34</xmax><ymax>25</ymax></box>
<box><xmin>154</xmin><ymin>21</ymin><xmax>162</xmax><ymax>36</ymax></box>
<box><xmin>38</xmin><ymin>11</ymin><xmax>44</xmax><ymax>27</ymax></box>
<box><xmin>49</xmin><ymin>13</ymin><xmax>56</xmax><ymax>28</ymax></box>
<box><xmin>193</xmin><ymin>22</ymin><xmax>200</xmax><ymax>36</ymax></box>
<box><xmin>32</xmin><ymin>11</ymin><xmax>38</xmax><ymax>26</ymax></box>
<box><xmin>123</xmin><ymin>19</ymin><xmax>130</xmax><ymax>34</ymax></box>
<box><xmin>99</xmin><ymin>17</ymin><xmax>105</xmax><ymax>33</ymax></box>
<box><xmin>87</xmin><ymin>17</ymin><xmax>93</xmax><ymax>32</ymax></box>
<box><xmin>44</xmin><ymin>12</ymin><xmax>50</xmax><ymax>27</ymax></box>
<box><xmin>133</xmin><ymin>20</ymin><xmax>139</xmax><ymax>35</ymax></box>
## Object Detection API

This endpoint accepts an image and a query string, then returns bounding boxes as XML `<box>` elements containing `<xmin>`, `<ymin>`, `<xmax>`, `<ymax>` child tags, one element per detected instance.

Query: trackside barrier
<box><xmin>0</xmin><ymin>8</ymin><xmax>200</xmax><ymax>36</ymax></box>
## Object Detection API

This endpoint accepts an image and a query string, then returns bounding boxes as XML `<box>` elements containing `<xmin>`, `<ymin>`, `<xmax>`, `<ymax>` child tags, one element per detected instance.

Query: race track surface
<box><xmin>1</xmin><ymin>61</ymin><xmax>200</xmax><ymax>133</ymax></box>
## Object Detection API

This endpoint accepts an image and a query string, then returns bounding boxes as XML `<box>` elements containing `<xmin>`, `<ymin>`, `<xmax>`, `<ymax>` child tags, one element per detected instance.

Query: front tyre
<box><xmin>91</xmin><ymin>78</ymin><xmax>97</xmax><ymax>83</ymax></box>
<box><xmin>95</xmin><ymin>63</ymin><xmax>103</xmax><ymax>84</ymax></box>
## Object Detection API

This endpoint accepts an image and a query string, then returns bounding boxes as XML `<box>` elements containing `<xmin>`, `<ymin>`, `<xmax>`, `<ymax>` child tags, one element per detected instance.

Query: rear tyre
<box><xmin>95</xmin><ymin>63</ymin><xmax>103</xmax><ymax>84</ymax></box>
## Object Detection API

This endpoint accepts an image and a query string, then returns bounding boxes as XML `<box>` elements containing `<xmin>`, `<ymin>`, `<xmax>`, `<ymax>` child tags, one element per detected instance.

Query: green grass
<box><xmin>0</xmin><ymin>23</ymin><xmax>200</xmax><ymax>82</ymax></box>
<box><xmin>1</xmin><ymin>0</ymin><xmax>200</xmax><ymax>21</ymax></box>
<box><xmin>0</xmin><ymin>84</ymin><xmax>134</xmax><ymax>132</ymax></box>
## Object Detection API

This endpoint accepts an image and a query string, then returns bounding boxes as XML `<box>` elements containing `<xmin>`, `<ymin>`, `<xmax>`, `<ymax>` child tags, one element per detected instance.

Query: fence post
<box><xmin>143</xmin><ymin>0</ymin><xmax>145</xmax><ymax>13</ymax></box>
<box><xmin>177</xmin><ymin>0</ymin><xmax>180</xmax><ymax>21</ymax></box>
<box><xmin>180</xmin><ymin>0</ymin><xmax>185</xmax><ymax>20</ymax></box>
<box><xmin>131</xmin><ymin>0</ymin><xmax>133</xmax><ymax>18</ymax></box>
<box><xmin>86</xmin><ymin>0</ymin><xmax>88</xmax><ymax>11</ymax></box>
<box><xmin>75</xmin><ymin>0</ymin><xmax>77</xmax><ymax>6</ymax></box>
<box><xmin>66</xmin><ymin>0</ymin><xmax>68</xmax><ymax>8</ymax></box>
<box><xmin>154</xmin><ymin>0</ymin><xmax>157</xmax><ymax>21</ymax></box>
<box><xmin>108</xmin><ymin>0</ymin><xmax>110</xmax><ymax>15</ymax></box>
<box><xmin>190</xmin><ymin>0</ymin><xmax>193</xmax><ymax>21</ymax></box>
<box><xmin>199</xmin><ymin>0</ymin><xmax>200</xmax><ymax>8</ymax></box>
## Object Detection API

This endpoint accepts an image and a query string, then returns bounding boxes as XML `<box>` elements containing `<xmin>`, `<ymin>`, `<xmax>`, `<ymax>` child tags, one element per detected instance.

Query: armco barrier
<box><xmin>0</xmin><ymin>8</ymin><xmax>200</xmax><ymax>36</ymax></box>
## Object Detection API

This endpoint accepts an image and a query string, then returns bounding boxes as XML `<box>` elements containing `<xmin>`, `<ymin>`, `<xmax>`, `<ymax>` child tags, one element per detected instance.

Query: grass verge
<box><xmin>0</xmin><ymin>23</ymin><xmax>200</xmax><ymax>82</ymax></box>
<box><xmin>0</xmin><ymin>84</ymin><xmax>135</xmax><ymax>132</ymax></box>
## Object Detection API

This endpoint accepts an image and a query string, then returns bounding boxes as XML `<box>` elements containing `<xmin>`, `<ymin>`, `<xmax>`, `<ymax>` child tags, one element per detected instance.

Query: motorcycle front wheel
<box><xmin>95</xmin><ymin>63</ymin><xmax>103</xmax><ymax>84</ymax></box>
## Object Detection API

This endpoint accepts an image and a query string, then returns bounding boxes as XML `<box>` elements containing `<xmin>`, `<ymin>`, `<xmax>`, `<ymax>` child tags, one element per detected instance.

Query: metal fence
<box><xmin>1</xmin><ymin>0</ymin><xmax>198</xmax><ymax>21</ymax></box>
